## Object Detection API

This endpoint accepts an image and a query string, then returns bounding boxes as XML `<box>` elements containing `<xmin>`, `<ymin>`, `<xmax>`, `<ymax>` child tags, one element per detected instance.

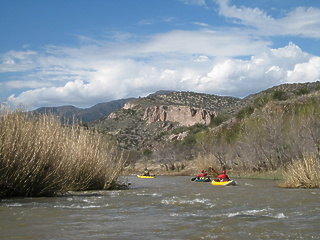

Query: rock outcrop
<box><xmin>123</xmin><ymin>102</ymin><xmax>137</xmax><ymax>109</ymax></box>
<box><xmin>143</xmin><ymin>105</ymin><xmax>216</xmax><ymax>126</ymax></box>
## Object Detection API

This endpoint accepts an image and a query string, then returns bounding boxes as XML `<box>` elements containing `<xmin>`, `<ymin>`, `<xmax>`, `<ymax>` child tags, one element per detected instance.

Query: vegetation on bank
<box><xmin>0</xmin><ymin>110</ymin><xmax>126</xmax><ymax>198</ymax></box>
<box><xmin>278</xmin><ymin>154</ymin><xmax>320</xmax><ymax>188</ymax></box>
<box><xmin>191</xmin><ymin>94</ymin><xmax>320</xmax><ymax>188</ymax></box>
<box><xmin>119</xmin><ymin>88</ymin><xmax>320</xmax><ymax>188</ymax></box>
<box><xmin>137</xmin><ymin>92</ymin><xmax>320</xmax><ymax>188</ymax></box>
<box><xmin>125</xmin><ymin>91</ymin><xmax>320</xmax><ymax>189</ymax></box>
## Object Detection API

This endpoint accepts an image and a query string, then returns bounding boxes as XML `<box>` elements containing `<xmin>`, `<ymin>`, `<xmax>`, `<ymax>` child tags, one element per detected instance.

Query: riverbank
<box><xmin>122</xmin><ymin>161</ymin><xmax>284</xmax><ymax>180</ymax></box>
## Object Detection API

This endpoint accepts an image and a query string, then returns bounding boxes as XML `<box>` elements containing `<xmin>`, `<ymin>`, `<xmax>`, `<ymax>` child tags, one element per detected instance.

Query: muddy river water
<box><xmin>0</xmin><ymin>176</ymin><xmax>319</xmax><ymax>239</ymax></box>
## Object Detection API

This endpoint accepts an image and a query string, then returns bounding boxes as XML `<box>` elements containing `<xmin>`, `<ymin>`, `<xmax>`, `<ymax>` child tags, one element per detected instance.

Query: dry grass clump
<box><xmin>0</xmin><ymin>110</ymin><xmax>125</xmax><ymax>198</ymax></box>
<box><xmin>278</xmin><ymin>154</ymin><xmax>320</xmax><ymax>188</ymax></box>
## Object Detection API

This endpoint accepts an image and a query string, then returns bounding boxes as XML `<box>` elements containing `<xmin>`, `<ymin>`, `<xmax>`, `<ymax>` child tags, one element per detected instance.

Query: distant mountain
<box><xmin>147</xmin><ymin>90</ymin><xmax>175</xmax><ymax>96</ymax></box>
<box><xmin>33</xmin><ymin>98</ymin><xmax>135</xmax><ymax>123</ymax></box>
<box><xmin>32</xmin><ymin>90</ymin><xmax>178</xmax><ymax>123</ymax></box>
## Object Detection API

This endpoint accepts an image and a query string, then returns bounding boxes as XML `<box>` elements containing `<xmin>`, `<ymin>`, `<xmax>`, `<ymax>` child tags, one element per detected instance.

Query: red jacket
<box><xmin>197</xmin><ymin>173</ymin><xmax>207</xmax><ymax>178</ymax></box>
<box><xmin>218</xmin><ymin>173</ymin><xmax>229</xmax><ymax>181</ymax></box>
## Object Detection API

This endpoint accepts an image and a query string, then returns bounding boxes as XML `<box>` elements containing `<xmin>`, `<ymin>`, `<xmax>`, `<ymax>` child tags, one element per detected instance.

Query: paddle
<box><xmin>210</xmin><ymin>167</ymin><xmax>221</xmax><ymax>182</ymax></box>
<box><xmin>210</xmin><ymin>167</ymin><xmax>219</xmax><ymax>175</ymax></box>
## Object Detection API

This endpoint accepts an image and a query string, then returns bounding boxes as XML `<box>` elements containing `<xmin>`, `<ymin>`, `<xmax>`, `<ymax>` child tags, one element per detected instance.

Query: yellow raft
<box><xmin>211</xmin><ymin>179</ymin><xmax>236</xmax><ymax>186</ymax></box>
<box><xmin>137</xmin><ymin>175</ymin><xmax>155</xmax><ymax>178</ymax></box>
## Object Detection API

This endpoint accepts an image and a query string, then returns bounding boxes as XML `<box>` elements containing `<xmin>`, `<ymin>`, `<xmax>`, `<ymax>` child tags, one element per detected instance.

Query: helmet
<box><xmin>201</xmin><ymin>170</ymin><xmax>205</xmax><ymax>173</ymax></box>
<box><xmin>222</xmin><ymin>170</ymin><xmax>226</xmax><ymax>174</ymax></box>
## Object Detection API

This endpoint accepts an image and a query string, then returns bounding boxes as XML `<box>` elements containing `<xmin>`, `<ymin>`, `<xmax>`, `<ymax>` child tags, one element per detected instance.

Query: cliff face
<box><xmin>143</xmin><ymin>105</ymin><xmax>216</xmax><ymax>126</ymax></box>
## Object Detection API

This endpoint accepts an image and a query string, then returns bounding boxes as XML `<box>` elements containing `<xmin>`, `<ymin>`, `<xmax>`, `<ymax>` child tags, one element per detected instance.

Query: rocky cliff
<box><xmin>143</xmin><ymin>105</ymin><xmax>216</xmax><ymax>126</ymax></box>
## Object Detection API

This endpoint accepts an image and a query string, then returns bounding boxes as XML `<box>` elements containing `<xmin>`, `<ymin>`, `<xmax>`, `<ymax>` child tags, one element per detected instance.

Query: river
<box><xmin>0</xmin><ymin>176</ymin><xmax>319</xmax><ymax>239</ymax></box>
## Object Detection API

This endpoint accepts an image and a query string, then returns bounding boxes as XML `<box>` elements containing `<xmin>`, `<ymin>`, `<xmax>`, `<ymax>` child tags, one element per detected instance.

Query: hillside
<box><xmin>90</xmin><ymin>91</ymin><xmax>241</xmax><ymax>150</ymax></box>
<box><xmin>33</xmin><ymin>98</ymin><xmax>135</xmax><ymax>123</ymax></box>
<box><xmin>90</xmin><ymin>81</ymin><xmax>320</xmax><ymax>151</ymax></box>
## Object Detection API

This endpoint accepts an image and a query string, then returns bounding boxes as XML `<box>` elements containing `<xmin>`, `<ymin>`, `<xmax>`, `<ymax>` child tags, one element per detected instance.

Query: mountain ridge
<box><xmin>33</xmin><ymin>98</ymin><xmax>135</xmax><ymax>123</ymax></box>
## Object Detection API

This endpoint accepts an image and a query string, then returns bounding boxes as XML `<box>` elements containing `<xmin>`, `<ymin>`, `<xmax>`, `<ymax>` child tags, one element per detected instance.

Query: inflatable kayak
<box><xmin>191</xmin><ymin>177</ymin><xmax>211</xmax><ymax>182</ymax></box>
<box><xmin>137</xmin><ymin>175</ymin><xmax>155</xmax><ymax>178</ymax></box>
<box><xmin>211</xmin><ymin>179</ymin><xmax>236</xmax><ymax>186</ymax></box>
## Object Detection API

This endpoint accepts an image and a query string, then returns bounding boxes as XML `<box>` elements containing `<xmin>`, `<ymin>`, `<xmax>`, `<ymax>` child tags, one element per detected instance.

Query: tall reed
<box><xmin>0</xmin><ymin>110</ymin><xmax>125</xmax><ymax>197</ymax></box>
<box><xmin>278</xmin><ymin>154</ymin><xmax>320</xmax><ymax>188</ymax></box>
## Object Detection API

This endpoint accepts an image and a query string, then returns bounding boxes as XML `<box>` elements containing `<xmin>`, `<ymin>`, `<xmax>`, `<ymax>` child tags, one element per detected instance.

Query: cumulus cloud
<box><xmin>5</xmin><ymin>41</ymin><xmax>320</xmax><ymax>109</ymax></box>
<box><xmin>194</xmin><ymin>43</ymin><xmax>317</xmax><ymax>96</ymax></box>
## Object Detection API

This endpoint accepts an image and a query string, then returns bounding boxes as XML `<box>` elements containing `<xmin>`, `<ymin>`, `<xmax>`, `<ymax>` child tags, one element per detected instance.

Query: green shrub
<box><xmin>253</xmin><ymin>95</ymin><xmax>272</xmax><ymax>108</ymax></box>
<box><xmin>295</xmin><ymin>88</ymin><xmax>310</xmax><ymax>96</ymax></box>
<box><xmin>209</xmin><ymin>114</ymin><xmax>229</xmax><ymax>127</ymax></box>
<box><xmin>142</xmin><ymin>148</ymin><xmax>153</xmax><ymax>156</ymax></box>
<box><xmin>172</xmin><ymin>126</ymin><xmax>188</xmax><ymax>134</ymax></box>
<box><xmin>154</xmin><ymin>131</ymin><xmax>168</xmax><ymax>141</ymax></box>
<box><xmin>182</xmin><ymin>134</ymin><xmax>197</xmax><ymax>145</ymax></box>
<box><xmin>188</xmin><ymin>123</ymin><xmax>208</xmax><ymax>134</ymax></box>
<box><xmin>272</xmin><ymin>90</ymin><xmax>287</xmax><ymax>101</ymax></box>
<box><xmin>236</xmin><ymin>106</ymin><xmax>254</xmax><ymax>121</ymax></box>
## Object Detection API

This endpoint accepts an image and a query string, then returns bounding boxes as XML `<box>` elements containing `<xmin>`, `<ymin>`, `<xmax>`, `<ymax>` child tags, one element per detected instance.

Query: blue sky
<box><xmin>1</xmin><ymin>0</ymin><xmax>320</xmax><ymax>109</ymax></box>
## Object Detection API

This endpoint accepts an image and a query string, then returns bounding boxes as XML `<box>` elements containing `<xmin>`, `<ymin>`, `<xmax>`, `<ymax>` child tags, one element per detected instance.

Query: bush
<box><xmin>295</xmin><ymin>88</ymin><xmax>310</xmax><ymax>96</ymax></box>
<box><xmin>253</xmin><ymin>95</ymin><xmax>272</xmax><ymax>108</ymax></box>
<box><xmin>209</xmin><ymin>114</ymin><xmax>229</xmax><ymax>127</ymax></box>
<box><xmin>172</xmin><ymin>126</ymin><xmax>188</xmax><ymax>135</ymax></box>
<box><xmin>278</xmin><ymin>154</ymin><xmax>320</xmax><ymax>188</ymax></box>
<box><xmin>272</xmin><ymin>90</ymin><xmax>287</xmax><ymax>101</ymax></box>
<box><xmin>182</xmin><ymin>134</ymin><xmax>197</xmax><ymax>146</ymax></box>
<box><xmin>236</xmin><ymin>106</ymin><xmax>254</xmax><ymax>121</ymax></box>
<box><xmin>0</xmin><ymin>111</ymin><xmax>125</xmax><ymax>198</ymax></box>
<box><xmin>188</xmin><ymin>123</ymin><xmax>208</xmax><ymax>134</ymax></box>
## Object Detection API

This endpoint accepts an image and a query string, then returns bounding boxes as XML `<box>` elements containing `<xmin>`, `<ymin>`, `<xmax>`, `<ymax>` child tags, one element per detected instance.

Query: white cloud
<box><xmin>193</xmin><ymin>22</ymin><xmax>209</xmax><ymax>27</ymax></box>
<box><xmin>194</xmin><ymin>43</ymin><xmax>316</xmax><ymax>96</ymax></box>
<box><xmin>279</xmin><ymin>7</ymin><xmax>320</xmax><ymax>38</ymax></box>
<box><xmin>139</xmin><ymin>30</ymin><xmax>270</xmax><ymax>57</ymax></box>
<box><xmin>5</xmin><ymin>40</ymin><xmax>320</xmax><ymax>109</ymax></box>
<box><xmin>286</xmin><ymin>57</ymin><xmax>320</xmax><ymax>83</ymax></box>
<box><xmin>216</xmin><ymin>0</ymin><xmax>320</xmax><ymax>38</ymax></box>
<box><xmin>178</xmin><ymin>0</ymin><xmax>207</xmax><ymax>6</ymax></box>
<box><xmin>0</xmin><ymin>50</ymin><xmax>38</xmax><ymax>72</ymax></box>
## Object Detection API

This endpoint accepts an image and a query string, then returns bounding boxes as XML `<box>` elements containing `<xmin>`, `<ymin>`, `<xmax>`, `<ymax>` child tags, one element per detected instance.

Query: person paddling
<box><xmin>217</xmin><ymin>170</ymin><xmax>230</xmax><ymax>182</ymax></box>
<box><xmin>197</xmin><ymin>170</ymin><xmax>207</xmax><ymax>179</ymax></box>
<box><xmin>210</xmin><ymin>168</ymin><xmax>230</xmax><ymax>182</ymax></box>
<box><xmin>141</xmin><ymin>168</ymin><xmax>150</xmax><ymax>176</ymax></box>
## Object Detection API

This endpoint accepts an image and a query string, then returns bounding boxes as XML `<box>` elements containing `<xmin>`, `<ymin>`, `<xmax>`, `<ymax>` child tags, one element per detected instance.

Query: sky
<box><xmin>1</xmin><ymin>0</ymin><xmax>320</xmax><ymax>110</ymax></box>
